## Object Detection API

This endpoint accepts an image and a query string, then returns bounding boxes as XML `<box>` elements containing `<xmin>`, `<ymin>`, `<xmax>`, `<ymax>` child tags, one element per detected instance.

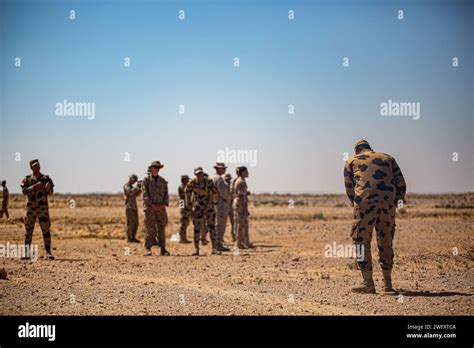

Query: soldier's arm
<box><xmin>21</xmin><ymin>178</ymin><xmax>37</xmax><ymax>197</ymax></box>
<box><xmin>343</xmin><ymin>161</ymin><xmax>355</xmax><ymax>204</ymax></box>
<box><xmin>163</xmin><ymin>180</ymin><xmax>169</xmax><ymax>206</ymax></box>
<box><xmin>210</xmin><ymin>180</ymin><xmax>218</xmax><ymax>205</ymax></box>
<box><xmin>392</xmin><ymin>158</ymin><xmax>406</xmax><ymax>202</ymax></box>
<box><xmin>46</xmin><ymin>177</ymin><xmax>54</xmax><ymax>195</ymax></box>
<box><xmin>216</xmin><ymin>177</ymin><xmax>230</xmax><ymax>202</ymax></box>
<box><xmin>142</xmin><ymin>179</ymin><xmax>152</xmax><ymax>207</ymax></box>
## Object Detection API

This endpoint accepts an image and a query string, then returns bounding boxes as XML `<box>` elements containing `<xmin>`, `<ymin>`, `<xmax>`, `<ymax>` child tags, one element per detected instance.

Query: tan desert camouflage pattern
<box><xmin>233</xmin><ymin>177</ymin><xmax>250</xmax><ymax>248</ymax></box>
<box><xmin>178</xmin><ymin>183</ymin><xmax>191</xmax><ymax>240</ymax></box>
<box><xmin>20</xmin><ymin>173</ymin><xmax>55</xmax><ymax>251</ymax></box>
<box><xmin>344</xmin><ymin>148</ymin><xmax>406</xmax><ymax>271</ymax></box>
<box><xmin>186</xmin><ymin>177</ymin><xmax>218</xmax><ymax>247</ymax></box>
<box><xmin>213</xmin><ymin>173</ymin><xmax>231</xmax><ymax>246</ymax></box>
<box><xmin>123</xmin><ymin>182</ymin><xmax>141</xmax><ymax>240</ymax></box>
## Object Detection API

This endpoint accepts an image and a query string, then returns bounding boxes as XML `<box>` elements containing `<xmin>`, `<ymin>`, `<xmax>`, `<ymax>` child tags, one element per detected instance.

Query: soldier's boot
<box><xmin>211</xmin><ymin>239</ymin><xmax>222</xmax><ymax>255</ymax></box>
<box><xmin>382</xmin><ymin>270</ymin><xmax>397</xmax><ymax>294</ymax></box>
<box><xmin>44</xmin><ymin>244</ymin><xmax>55</xmax><ymax>260</ymax></box>
<box><xmin>351</xmin><ymin>270</ymin><xmax>376</xmax><ymax>294</ymax></box>
<box><xmin>144</xmin><ymin>247</ymin><xmax>152</xmax><ymax>256</ymax></box>
<box><xmin>192</xmin><ymin>234</ymin><xmax>200</xmax><ymax>256</ymax></box>
<box><xmin>160</xmin><ymin>246</ymin><xmax>170</xmax><ymax>256</ymax></box>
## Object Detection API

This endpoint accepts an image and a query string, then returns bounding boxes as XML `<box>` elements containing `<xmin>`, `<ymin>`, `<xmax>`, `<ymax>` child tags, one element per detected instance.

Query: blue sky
<box><xmin>1</xmin><ymin>0</ymin><xmax>472</xmax><ymax>193</ymax></box>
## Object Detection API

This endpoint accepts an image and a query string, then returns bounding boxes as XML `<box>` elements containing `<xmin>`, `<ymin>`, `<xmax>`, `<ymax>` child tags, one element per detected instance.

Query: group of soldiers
<box><xmin>5</xmin><ymin>138</ymin><xmax>406</xmax><ymax>294</ymax></box>
<box><xmin>123</xmin><ymin>161</ymin><xmax>253</xmax><ymax>256</ymax></box>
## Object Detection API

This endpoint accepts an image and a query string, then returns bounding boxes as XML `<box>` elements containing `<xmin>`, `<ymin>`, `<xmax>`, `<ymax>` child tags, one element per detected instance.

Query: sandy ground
<box><xmin>0</xmin><ymin>193</ymin><xmax>473</xmax><ymax>315</ymax></box>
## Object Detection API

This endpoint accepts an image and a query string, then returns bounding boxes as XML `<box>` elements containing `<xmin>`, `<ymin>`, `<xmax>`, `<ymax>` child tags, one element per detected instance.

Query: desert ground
<box><xmin>0</xmin><ymin>193</ymin><xmax>472</xmax><ymax>315</ymax></box>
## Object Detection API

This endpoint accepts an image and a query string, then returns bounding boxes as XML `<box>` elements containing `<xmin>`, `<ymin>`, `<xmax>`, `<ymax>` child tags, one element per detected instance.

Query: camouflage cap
<box><xmin>213</xmin><ymin>162</ymin><xmax>227</xmax><ymax>169</ymax></box>
<box><xmin>29</xmin><ymin>159</ymin><xmax>40</xmax><ymax>168</ymax></box>
<box><xmin>129</xmin><ymin>174</ymin><xmax>138</xmax><ymax>180</ymax></box>
<box><xmin>149</xmin><ymin>160</ymin><xmax>164</xmax><ymax>168</ymax></box>
<box><xmin>224</xmin><ymin>173</ymin><xmax>232</xmax><ymax>180</ymax></box>
<box><xmin>194</xmin><ymin>167</ymin><xmax>204</xmax><ymax>175</ymax></box>
<box><xmin>181</xmin><ymin>175</ymin><xmax>189</xmax><ymax>181</ymax></box>
<box><xmin>354</xmin><ymin>140</ymin><xmax>371</xmax><ymax>151</ymax></box>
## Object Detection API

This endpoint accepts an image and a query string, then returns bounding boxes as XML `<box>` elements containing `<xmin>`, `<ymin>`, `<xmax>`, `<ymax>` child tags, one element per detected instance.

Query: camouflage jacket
<box><xmin>142</xmin><ymin>174</ymin><xmax>169</xmax><ymax>209</ymax></box>
<box><xmin>344</xmin><ymin>149</ymin><xmax>406</xmax><ymax>206</ymax></box>
<box><xmin>123</xmin><ymin>182</ymin><xmax>141</xmax><ymax>210</ymax></box>
<box><xmin>233</xmin><ymin>177</ymin><xmax>249</xmax><ymax>214</ymax></box>
<box><xmin>178</xmin><ymin>183</ymin><xmax>191</xmax><ymax>210</ymax></box>
<box><xmin>186</xmin><ymin>177</ymin><xmax>217</xmax><ymax>210</ymax></box>
<box><xmin>212</xmin><ymin>174</ymin><xmax>231</xmax><ymax>204</ymax></box>
<box><xmin>21</xmin><ymin>173</ymin><xmax>54</xmax><ymax>207</ymax></box>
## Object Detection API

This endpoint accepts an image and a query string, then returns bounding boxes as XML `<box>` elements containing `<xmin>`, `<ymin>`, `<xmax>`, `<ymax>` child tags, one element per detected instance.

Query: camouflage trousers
<box><xmin>192</xmin><ymin>205</ymin><xmax>216</xmax><ymax>245</ymax></box>
<box><xmin>24</xmin><ymin>205</ymin><xmax>52</xmax><ymax>253</ymax></box>
<box><xmin>125</xmin><ymin>208</ymin><xmax>139</xmax><ymax>240</ymax></box>
<box><xmin>1</xmin><ymin>202</ymin><xmax>8</xmax><ymax>219</ymax></box>
<box><xmin>144</xmin><ymin>209</ymin><xmax>167</xmax><ymax>249</ymax></box>
<box><xmin>351</xmin><ymin>202</ymin><xmax>396</xmax><ymax>271</ymax></box>
<box><xmin>234</xmin><ymin>208</ymin><xmax>250</xmax><ymax>248</ymax></box>
<box><xmin>215</xmin><ymin>201</ymin><xmax>229</xmax><ymax>245</ymax></box>
<box><xmin>179</xmin><ymin>208</ymin><xmax>191</xmax><ymax>239</ymax></box>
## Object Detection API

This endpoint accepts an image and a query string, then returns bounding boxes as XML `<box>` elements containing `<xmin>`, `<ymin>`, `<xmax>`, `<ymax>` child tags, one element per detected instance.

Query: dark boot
<box><xmin>160</xmin><ymin>247</ymin><xmax>170</xmax><ymax>256</ymax></box>
<box><xmin>352</xmin><ymin>270</ymin><xmax>376</xmax><ymax>294</ymax></box>
<box><xmin>179</xmin><ymin>236</ymin><xmax>191</xmax><ymax>244</ymax></box>
<box><xmin>21</xmin><ymin>243</ymin><xmax>31</xmax><ymax>260</ymax></box>
<box><xmin>45</xmin><ymin>243</ymin><xmax>55</xmax><ymax>260</ymax></box>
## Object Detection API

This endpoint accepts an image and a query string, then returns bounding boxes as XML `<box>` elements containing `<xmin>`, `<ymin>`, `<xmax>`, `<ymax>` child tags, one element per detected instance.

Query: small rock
<box><xmin>0</xmin><ymin>268</ymin><xmax>8</xmax><ymax>280</ymax></box>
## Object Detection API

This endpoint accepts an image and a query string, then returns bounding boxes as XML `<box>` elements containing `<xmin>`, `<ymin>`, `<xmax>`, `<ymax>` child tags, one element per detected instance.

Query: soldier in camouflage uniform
<box><xmin>344</xmin><ymin>140</ymin><xmax>406</xmax><ymax>294</ymax></box>
<box><xmin>178</xmin><ymin>175</ymin><xmax>192</xmax><ymax>244</ymax></box>
<box><xmin>123</xmin><ymin>174</ymin><xmax>141</xmax><ymax>243</ymax></box>
<box><xmin>224</xmin><ymin>173</ymin><xmax>235</xmax><ymax>242</ymax></box>
<box><xmin>199</xmin><ymin>173</ymin><xmax>210</xmax><ymax>245</ymax></box>
<box><xmin>1</xmin><ymin>180</ymin><xmax>9</xmax><ymax>220</ymax></box>
<box><xmin>233</xmin><ymin>166</ymin><xmax>253</xmax><ymax>249</ymax></box>
<box><xmin>213</xmin><ymin>163</ymin><xmax>231</xmax><ymax>251</ymax></box>
<box><xmin>142</xmin><ymin>161</ymin><xmax>170</xmax><ymax>256</ymax></box>
<box><xmin>20</xmin><ymin>159</ymin><xmax>55</xmax><ymax>260</ymax></box>
<box><xmin>186</xmin><ymin>167</ymin><xmax>221</xmax><ymax>256</ymax></box>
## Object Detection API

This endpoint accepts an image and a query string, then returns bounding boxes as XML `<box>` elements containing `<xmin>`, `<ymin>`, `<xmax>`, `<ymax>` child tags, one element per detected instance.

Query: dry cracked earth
<box><xmin>0</xmin><ymin>193</ymin><xmax>473</xmax><ymax>315</ymax></box>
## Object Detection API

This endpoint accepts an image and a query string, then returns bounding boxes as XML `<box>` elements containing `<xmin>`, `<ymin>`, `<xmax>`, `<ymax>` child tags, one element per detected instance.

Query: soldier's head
<box><xmin>354</xmin><ymin>140</ymin><xmax>372</xmax><ymax>154</ymax></box>
<box><xmin>129</xmin><ymin>174</ymin><xmax>138</xmax><ymax>185</ymax></box>
<box><xmin>194</xmin><ymin>167</ymin><xmax>204</xmax><ymax>181</ymax></box>
<box><xmin>29</xmin><ymin>159</ymin><xmax>40</xmax><ymax>174</ymax></box>
<box><xmin>181</xmin><ymin>175</ymin><xmax>189</xmax><ymax>184</ymax></box>
<box><xmin>238</xmin><ymin>166</ymin><xmax>248</xmax><ymax>178</ymax></box>
<box><xmin>214</xmin><ymin>162</ymin><xmax>227</xmax><ymax>175</ymax></box>
<box><xmin>149</xmin><ymin>161</ymin><xmax>164</xmax><ymax>176</ymax></box>
<box><xmin>224</xmin><ymin>173</ymin><xmax>232</xmax><ymax>183</ymax></box>
<box><xmin>1</xmin><ymin>180</ymin><xmax>5</xmax><ymax>187</ymax></box>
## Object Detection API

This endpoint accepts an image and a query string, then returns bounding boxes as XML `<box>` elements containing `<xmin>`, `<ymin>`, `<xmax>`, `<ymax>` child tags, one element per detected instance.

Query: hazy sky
<box><xmin>1</xmin><ymin>0</ymin><xmax>472</xmax><ymax>194</ymax></box>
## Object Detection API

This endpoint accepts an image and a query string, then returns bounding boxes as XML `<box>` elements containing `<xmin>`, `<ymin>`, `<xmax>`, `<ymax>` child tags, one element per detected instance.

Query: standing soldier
<box><xmin>20</xmin><ymin>159</ymin><xmax>55</xmax><ymax>260</ymax></box>
<box><xmin>142</xmin><ymin>161</ymin><xmax>170</xmax><ymax>256</ymax></box>
<box><xmin>199</xmin><ymin>173</ymin><xmax>210</xmax><ymax>245</ymax></box>
<box><xmin>186</xmin><ymin>167</ymin><xmax>221</xmax><ymax>256</ymax></box>
<box><xmin>344</xmin><ymin>140</ymin><xmax>406</xmax><ymax>294</ymax></box>
<box><xmin>123</xmin><ymin>174</ymin><xmax>141</xmax><ymax>243</ymax></box>
<box><xmin>213</xmin><ymin>163</ymin><xmax>231</xmax><ymax>251</ymax></box>
<box><xmin>177</xmin><ymin>175</ymin><xmax>192</xmax><ymax>244</ymax></box>
<box><xmin>224</xmin><ymin>173</ymin><xmax>235</xmax><ymax>242</ymax></box>
<box><xmin>1</xmin><ymin>180</ymin><xmax>9</xmax><ymax>220</ymax></box>
<box><xmin>233</xmin><ymin>166</ymin><xmax>253</xmax><ymax>249</ymax></box>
